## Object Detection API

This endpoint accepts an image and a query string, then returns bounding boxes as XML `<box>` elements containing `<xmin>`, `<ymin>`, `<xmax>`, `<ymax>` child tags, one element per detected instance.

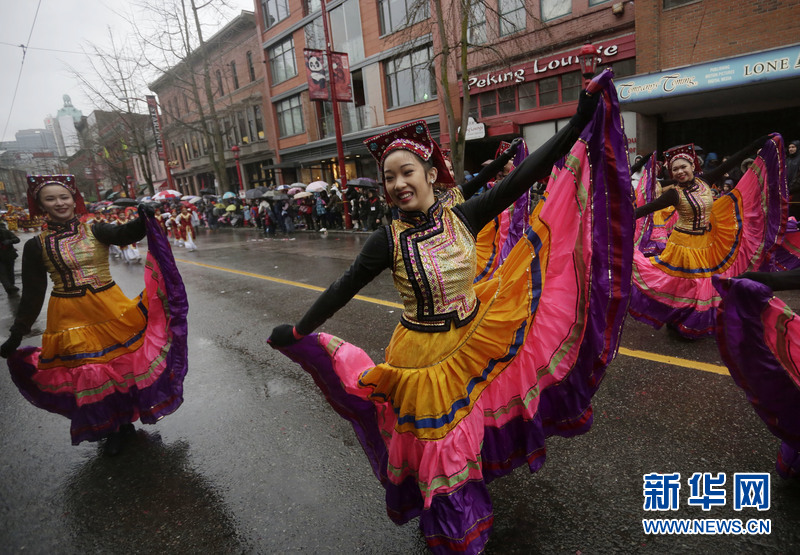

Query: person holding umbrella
<box><xmin>0</xmin><ymin>175</ymin><xmax>189</xmax><ymax>456</ymax></box>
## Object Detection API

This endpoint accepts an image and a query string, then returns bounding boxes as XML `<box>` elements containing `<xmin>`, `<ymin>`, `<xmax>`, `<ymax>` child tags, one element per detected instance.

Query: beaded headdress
<box><xmin>664</xmin><ymin>144</ymin><xmax>702</xmax><ymax>176</ymax></box>
<box><xmin>364</xmin><ymin>120</ymin><xmax>455</xmax><ymax>188</ymax></box>
<box><xmin>26</xmin><ymin>174</ymin><xmax>87</xmax><ymax>217</ymax></box>
<box><xmin>495</xmin><ymin>141</ymin><xmax>513</xmax><ymax>158</ymax></box>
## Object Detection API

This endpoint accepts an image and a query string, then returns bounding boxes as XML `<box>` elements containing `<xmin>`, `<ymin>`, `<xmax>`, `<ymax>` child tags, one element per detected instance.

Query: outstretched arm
<box><xmin>268</xmin><ymin>228</ymin><xmax>392</xmax><ymax>347</ymax></box>
<box><xmin>459</xmin><ymin>139</ymin><xmax>521</xmax><ymax>200</ymax></box>
<box><xmin>634</xmin><ymin>187</ymin><xmax>680</xmax><ymax>219</ymax></box>
<box><xmin>1</xmin><ymin>238</ymin><xmax>48</xmax><ymax>357</ymax></box>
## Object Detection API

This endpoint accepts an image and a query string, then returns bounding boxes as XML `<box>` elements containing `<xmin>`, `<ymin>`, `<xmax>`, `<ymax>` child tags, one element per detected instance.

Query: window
<box><xmin>276</xmin><ymin>95</ymin><xmax>304</xmax><ymax>137</ymax></box>
<box><xmin>305</xmin><ymin>18</ymin><xmax>325</xmax><ymax>50</ymax></box>
<box><xmin>541</xmin><ymin>0</ymin><xmax>571</xmax><ymax>21</ymax></box>
<box><xmin>518</xmin><ymin>81</ymin><xmax>537</xmax><ymax>111</ymax></box>
<box><xmin>589</xmin><ymin>0</ymin><xmax>611</xmax><ymax>4</ymax></box>
<box><xmin>538</xmin><ymin>76</ymin><xmax>558</xmax><ymax>106</ymax></box>
<box><xmin>468</xmin><ymin>2</ymin><xmax>486</xmax><ymax>45</ymax></box>
<box><xmin>238</xmin><ymin>110</ymin><xmax>249</xmax><ymax>143</ymax></box>
<box><xmin>378</xmin><ymin>0</ymin><xmax>429</xmax><ymax>35</ymax></box>
<box><xmin>216</xmin><ymin>70</ymin><xmax>224</xmax><ymax>96</ymax></box>
<box><xmin>247</xmin><ymin>107</ymin><xmax>258</xmax><ymax>143</ymax></box>
<box><xmin>330</xmin><ymin>0</ymin><xmax>364</xmax><ymax>63</ymax></box>
<box><xmin>664</xmin><ymin>0</ymin><xmax>696</xmax><ymax>7</ymax></box>
<box><xmin>183</xmin><ymin>94</ymin><xmax>189</xmax><ymax>114</ymax></box>
<box><xmin>261</xmin><ymin>0</ymin><xmax>289</xmax><ymax>29</ymax></box>
<box><xmin>499</xmin><ymin>0</ymin><xmax>525</xmax><ymax>36</ymax></box>
<box><xmin>305</xmin><ymin>0</ymin><xmax>321</xmax><ymax>15</ymax></box>
<box><xmin>561</xmin><ymin>71</ymin><xmax>582</xmax><ymax>102</ymax></box>
<box><xmin>246</xmin><ymin>51</ymin><xmax>256</xmax><ymax>82</ymax></box>
<box><xmin>476</xmin><ymin>92</ymin><xmax>495</xmax><ymax>117</ymax></box>
<box><xmin>254</xmin><ymin>105</ymin><xmax>265</xmax><ymax>140</ymax></box>
<box><xmin>190</xmin><ymin>134</ymin><xmax>200</xmax><ymax>158</ymax></box>
<box><xmin>385</xmin><ymin>45</ymin><xmax>436</xmax><ymax>108</ymax></box>
<box><xmin>611</xmin><ymin>58</ymin><xmax>636</xmax><ymax>78</ymax></box>
<box><xmin>269</xmin><ymin>37</ymin><xmax>297</xmax><ymax>85</ymax></box>
<box><xmin>231</xmin><ymin>61</ymin><xmax>239</xmax><ymax>90</ymax></box>
<box><xmin>498</xmin><ymin>87</ymin><xmax>516</xmax><ymax>114</ymax></box>
<box><xmin>175</xmin><ymin>96</ymin><xmax>181</xmax><ymax>117</ymax></box>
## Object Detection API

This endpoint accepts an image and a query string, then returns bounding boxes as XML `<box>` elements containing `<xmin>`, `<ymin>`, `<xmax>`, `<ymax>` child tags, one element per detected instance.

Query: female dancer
<box><xmin>715</xmin><ymin>270</ymin><xmax>800</xmax><ymax>479</ymax></box>
<box><xmin>175</xmin><ymin>206</ymin><xmax>198</xmax><ymax>251</ymax></box>
<box><xmin>0</xmin><ymin>175</ymin><xmax>188</xmax><ymax>456</ymax></box>
<box><xmin>267</xmin><ymin>71</ymin><xmax>634</xmax><ymax>554</ymax></box>
<box><xmin>629</xmin><ymin>135</ymin><xmax>785</xmax><ymax>338</ymax></box>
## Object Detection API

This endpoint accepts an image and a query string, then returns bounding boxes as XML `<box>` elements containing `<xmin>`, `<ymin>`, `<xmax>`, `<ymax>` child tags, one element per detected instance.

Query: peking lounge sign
<box><xmin>467</xmin><ymin>42</ymin><xmax>623</xmax><ymax>91</ymax></box>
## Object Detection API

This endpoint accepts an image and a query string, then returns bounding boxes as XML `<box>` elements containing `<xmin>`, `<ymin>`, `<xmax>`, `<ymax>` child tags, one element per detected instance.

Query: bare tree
<box><xmin>68</xmin><ymin>28</ymin><xmax>159</xmax><ymax>195</ymax></box>
<box><xmin>131</xmin><ymin>0</ymin><xmax>242</xmax><ymax>194</ymax></box>
<box><xmin>391</xmin><ymin>1</ymin><xmax>549</xmax><ymax>184</ymax></box>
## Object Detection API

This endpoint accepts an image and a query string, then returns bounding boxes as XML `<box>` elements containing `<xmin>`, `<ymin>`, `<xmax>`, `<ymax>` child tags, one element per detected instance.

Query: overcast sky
<box><xmin>0</xmin><ymin>0</ymin><xmax>253</xmax><ymax>143</ymax></box>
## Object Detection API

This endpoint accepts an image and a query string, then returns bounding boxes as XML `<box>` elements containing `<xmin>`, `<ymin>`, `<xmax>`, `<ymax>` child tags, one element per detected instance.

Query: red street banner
<box><xmin>145</xmin><ymin>95</ymin><xmax>166</xmax><ymax>160</ymax></box>
<box><xmin>304</xmin><ymin>49</ymin><xmax>329</xmax><ymax>101</ymax></box>
<box><xmin>330</xmin><ymin>51</ymin><xmax>352</xmax><ymax>102</ymax></box>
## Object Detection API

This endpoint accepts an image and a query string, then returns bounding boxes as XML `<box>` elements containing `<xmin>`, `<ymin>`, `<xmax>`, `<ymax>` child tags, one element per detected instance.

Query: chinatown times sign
<box><xmin>468</xmin><ymin>44</ymin><xmax>620</xmax><ymax>90</ymax></box>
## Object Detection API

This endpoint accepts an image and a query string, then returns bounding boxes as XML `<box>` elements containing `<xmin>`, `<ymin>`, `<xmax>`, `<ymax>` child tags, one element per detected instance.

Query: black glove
<box><xmin>138</xmin><ymin>203</ymin><xmax>156</xmax><ymax>219</ymax></box>
<box><xmin>0</xmin><ymin>333</ymin><xmax>22</xmax><ymax>358</ymax></box>
<box><xmin>506</xmin><ymin>137</ymin><xmax>524</xmax><ymax>158</ymax></box>
<box><xmin>569</xmin><ymin>89</ymin><xmax>601</xmax><ymax>129</ymax></box>
<box><xmin>268</xmin><ymin>324</ymin><xmax>301</xmax><ymax>348</ymax></box>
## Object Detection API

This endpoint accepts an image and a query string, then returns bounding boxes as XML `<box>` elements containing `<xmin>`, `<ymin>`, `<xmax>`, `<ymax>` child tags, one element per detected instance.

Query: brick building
<box><xmin>149</xmin><ymin>11</ymin><xmax>275</xmax><ymax>196</ymax></box>
<box><xmin>621</xmin><ymin>0</ymin><xmax>800</xmax><ymax>156</ymax></box>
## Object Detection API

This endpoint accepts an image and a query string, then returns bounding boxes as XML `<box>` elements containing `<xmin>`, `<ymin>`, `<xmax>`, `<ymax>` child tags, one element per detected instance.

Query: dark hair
<box><xmin>382</xmin><ymin>149</ymin><xmax>433</xmax><ymax>174</ymax></box>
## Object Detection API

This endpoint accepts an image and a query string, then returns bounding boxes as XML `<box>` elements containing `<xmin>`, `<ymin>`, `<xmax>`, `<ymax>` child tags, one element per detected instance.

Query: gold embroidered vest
<box><xmin>40</xmin><ymin>219</ymin><xmax>114</xmax><ymax>297</ymax></box>
<box><xmin>390</xmin><ymin>201</ymin><xmax>479</xmax><ymax>332</ymax></box>
<box><xmin>674</xmin><ymin>178</ymin><xmax>715</xmax><ymax>235</ymax></box>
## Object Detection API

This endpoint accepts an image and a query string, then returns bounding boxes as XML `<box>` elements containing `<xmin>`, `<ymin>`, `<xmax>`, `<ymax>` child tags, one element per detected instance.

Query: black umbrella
<box><xmin>244</xmin><ymin>186</ymin><xmax>269</xmax><ymax>199</ymax></box>
<box><xmin>105</xmin><ymin>190</ymin><xmax>122</xmax><ymax>201</ymax></box>
<box><xmin>113</xmin><ymin>198</ymin><xmax>139</xmax><ymax>207</ymax></box>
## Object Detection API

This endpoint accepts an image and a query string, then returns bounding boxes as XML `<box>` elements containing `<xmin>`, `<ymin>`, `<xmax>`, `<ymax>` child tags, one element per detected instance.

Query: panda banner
<box><xmin>304</xmin><ymin>49</ymin><xmax>353</xmax><ymax>102</ymax></box>
<box><xmin>304</xmin><ymin>49</ymin><xmax>329</xmax><ymax>101</ymax></box>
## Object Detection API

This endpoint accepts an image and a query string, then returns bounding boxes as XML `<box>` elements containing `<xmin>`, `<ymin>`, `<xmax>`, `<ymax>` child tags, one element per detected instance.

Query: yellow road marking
<box><xmin>176</xmin><ymin>257</ymin><xmax>731</xmax><ymax>375</ymax></box>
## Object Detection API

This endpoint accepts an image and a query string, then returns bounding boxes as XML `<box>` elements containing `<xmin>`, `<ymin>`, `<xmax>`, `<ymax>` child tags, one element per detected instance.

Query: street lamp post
<box><xmin>231</xmin><ymin>145</ymin><xmax>244</xmax><ymax>197</ymax></box>
<box><xmin>579</xmin><ymin>43</ymin><xmax>600</xmax><ymax>86</ymax></box>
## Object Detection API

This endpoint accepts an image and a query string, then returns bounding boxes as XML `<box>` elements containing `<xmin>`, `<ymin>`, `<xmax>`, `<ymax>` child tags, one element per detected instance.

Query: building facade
<box><xmin>621</xmin><ymin>0</ymin><xmax>800</xmax><ymax>157</ymax></box>
<box><xmin>149</xmin><ymin>11</ymin><xmax>275</xmax><ymax>196</ymax></box>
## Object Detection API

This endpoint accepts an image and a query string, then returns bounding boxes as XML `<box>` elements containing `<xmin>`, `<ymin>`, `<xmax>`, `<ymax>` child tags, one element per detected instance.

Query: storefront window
<box><xmin>561</xmin><ymin>71</ymin><xmax>582</xmax><ymax>102</ymax></box>
<box><xmin>479</xmin><ymin>92</ymin><xmax>497</xmax><ymax>117</ymax></box>
<box><xmin>498</xmin><ymin>86</ymin><xmax>516</xmax><ymax>114</ymax></box>
<box><xmin>518</xmin><ymin>81</ymin><xmax>537</xmax><ymax>111</ymax></box>
<box><xmin>538</xmin><ymin>76</ymin><xmax>559</xmax><ymax>106</ymax></box>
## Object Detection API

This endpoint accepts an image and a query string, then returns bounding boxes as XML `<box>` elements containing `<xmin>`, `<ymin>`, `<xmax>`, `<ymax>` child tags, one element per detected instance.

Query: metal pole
<box><xmin>320</xmin><ymin>0</ymin><xmax>351</xmax><ymax>229</ymax></box>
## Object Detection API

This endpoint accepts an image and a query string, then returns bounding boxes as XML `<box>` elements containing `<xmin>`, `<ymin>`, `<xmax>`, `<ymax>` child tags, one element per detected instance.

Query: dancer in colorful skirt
<box><xmin>714</xmin><ymin>271</ymin><xmax>800</xmax><ymax>479</ymax></box>
<box><xmin>267</xmin><ymin>70</ymin><xmax>634</xmax><ymax>554</ymax></box>
<box><xmin>0</xmin><ymin>175</ymin><xmax>188</xmax><ymax>456</ymax></box>
<box><xmin>174</xmin><ymin>206</ymin><xmax>198</xmax><ymax>251</ymax></box>
<box><xmin>629</xmin><ymin>135</ymin><xmax>786</xmax><ymax>338</ymax></box>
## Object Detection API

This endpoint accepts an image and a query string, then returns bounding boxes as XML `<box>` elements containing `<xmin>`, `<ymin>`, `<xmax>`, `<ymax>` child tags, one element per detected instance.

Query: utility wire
<box><xmin>0</xmin><ymin>40</ymin><xmax>86</xmax><ymax>55</ymax></box>
<box><xmin>2</xmin><ymin>0</ymin><xmax>44</xmax><ymax>143</ymax></box>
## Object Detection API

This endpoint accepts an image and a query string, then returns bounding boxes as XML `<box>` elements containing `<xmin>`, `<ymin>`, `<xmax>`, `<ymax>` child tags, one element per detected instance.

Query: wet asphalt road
<box><xmin>2</xmin><ymin>226</ymin><xmax>800</xmax><ymax>554</ymax></box>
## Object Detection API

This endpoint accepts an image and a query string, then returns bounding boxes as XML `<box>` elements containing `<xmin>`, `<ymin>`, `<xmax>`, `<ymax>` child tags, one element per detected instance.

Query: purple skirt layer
<box><xmin>714</xmin><ymin>276</ymin><xmax>800</xmax><ymax>479</ymax></box>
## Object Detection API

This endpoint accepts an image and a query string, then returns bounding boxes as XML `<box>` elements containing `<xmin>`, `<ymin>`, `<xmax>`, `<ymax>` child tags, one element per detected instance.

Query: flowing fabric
<box><xmin>629</xmin><ymin>135</ymin><xmax>787</xmax><ymax>338</ymax></box>
<box><xmin>276</xmin><ymin>72</ymin><xmax>633</xmax><ymax>555</ymax></box>
<box><xmin>6</xmin><ymin>216</ymin><xmax>189</xmax><ymax>444</ymax></box>
<box><xmin>762</xmin><ymin>218</ymin><xmax>800</xmax><ymax>271</ymax></box>
<box><xmin>714</xmin><ymin>277</ymin><xmax>800</xmax><ymax>478</ymax></box>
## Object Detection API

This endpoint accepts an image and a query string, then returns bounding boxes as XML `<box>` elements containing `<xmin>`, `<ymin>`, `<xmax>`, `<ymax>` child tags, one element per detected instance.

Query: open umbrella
<box><xmin>276</xmin><ymin>184</ymin><xmax>290</xmax><ymax>191</ymax></box>
<box><xmin>182</xmin><ymin>195</ymin><xmax>201</xmax><ymax>201</ymax></box>
<box><xmin>287</xmin><ymin>187</ymin><xmax>303</xmax><ymax>196</ymax></box>
<box><xmin>112</xmin><ymin>198</ymin><xmax>139</xmax><ymax>207</ymax></box>
<box><xmin>244</xmin><ymin>186</ymin><xmax>268</xmax><ymax>200</ymax></box>
<box><xmin>225</xmin><ymin>204</ymin><xmax>237</xmax><ymax>212</ymax></box>
<box><xmin>265</xmin><ymin>190</ymin><xmax>289</xmax><ymax>200</ymax></box>
<box><xmin>347</xmin><ymin>177</ymin><xmax>379</xmax><ymax>188</ymax></box>
<box><xmin>153</xmin><ymin>189</ymin><xmax>182</xmax><ymax>200</ymax></box>
<box><xmin>187</xmin><ymin>196</ymin><xmax>203</xmax><ymax>204</ymax></box>
<box><xmin>290</xmin><ymin>182</ymin><xmax>307</xmax><ymax>189</ymax></box>
<box><xmin>307</xmin><ymin>180</ymin><xmax>328</xmax><ymax>193</ymax></box>
<box><xmin>293</xmin><ymin>191</ymin><xmax>313</xmax><ymax>199</ymax></box>
<box><xmin>222</xmin><ymin>191</ymin><xmax>237</xmax><ymax>199</ymax></box>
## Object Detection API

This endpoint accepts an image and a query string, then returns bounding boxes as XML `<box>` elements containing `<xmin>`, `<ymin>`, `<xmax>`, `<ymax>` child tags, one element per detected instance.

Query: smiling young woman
<box><xmin>1</xmin><ymin>175</ymin><xmax>188</xmax><ymax>457</ymax></box>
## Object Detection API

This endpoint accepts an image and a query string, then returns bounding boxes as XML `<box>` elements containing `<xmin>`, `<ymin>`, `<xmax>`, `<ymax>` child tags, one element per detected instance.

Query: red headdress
<box><xmin>495</xmin><ymin>141</ymin><xmax>513</xmax><ymax>159</ymax></box>
<box><xmin>364</xmin><ymin>120</ymin><xmax>455</xmax><ymax>189</ymax></box>
<box><xmin>26</xmin><ymin>174</ymin><xmax>87</xmax><ymax>217</ymax></box>
<box><xmin>663</xmin><ymin>144</ymin><xmax>703</xmax><ymax>177</ymax></box>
